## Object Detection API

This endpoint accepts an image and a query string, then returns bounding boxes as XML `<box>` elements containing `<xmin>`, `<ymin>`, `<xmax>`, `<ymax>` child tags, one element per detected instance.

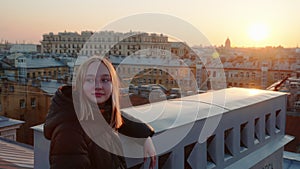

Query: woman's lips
<box><xmin>94</xmin><ymin>93</ymin><xmax>105</xmax><ymax>97</ymax></box>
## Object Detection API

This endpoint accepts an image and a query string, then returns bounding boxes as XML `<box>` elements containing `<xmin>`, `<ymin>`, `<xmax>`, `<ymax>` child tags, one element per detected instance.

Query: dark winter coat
<box><xmin>44</xmin><ymin>86</ymin><xmax>154</xmax><ymax>169</ymax></box>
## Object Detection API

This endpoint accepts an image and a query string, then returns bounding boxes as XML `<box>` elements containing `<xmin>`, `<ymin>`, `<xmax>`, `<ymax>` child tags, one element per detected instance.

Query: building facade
<box><xmin>0</xmin><ymin>78</ymin><xmax>53</xmax><ymax>144</ymax></box>
<box><xmin>0</xmin><ymin>54</ymin><xmax>68</xmax><ymax>144</ymax></box>
<box><xmin>41</xmin><ymin>31</ymin><xmax>93</xmax><ymax>56</ymax></box>
<box><xmin>80</xmin><ymin>31</ymin><xmax>170</xmax><ymax>57</ymax></box>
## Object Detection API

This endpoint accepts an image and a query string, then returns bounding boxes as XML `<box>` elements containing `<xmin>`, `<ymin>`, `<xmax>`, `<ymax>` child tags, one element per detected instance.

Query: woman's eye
<box><xmin>85</xmin><ymin>78</ymin><xmax>94</xmax><ymax>83</ymax></box>
<box><xmin>101</xmin><ymin>78</ymin><xmax>111</xmax><ymax>83</ymax></box>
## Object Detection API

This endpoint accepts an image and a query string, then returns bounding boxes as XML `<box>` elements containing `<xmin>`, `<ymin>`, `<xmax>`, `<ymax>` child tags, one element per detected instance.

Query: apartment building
<box><xmin>41</xmin><ymin>31</ymin><xmax>93</xmax><ymax>56</ymax></box>
<box><xmin>80</xmin><ymin>31</ymin><xmax>171</xmax><ymax>57</ymax></box>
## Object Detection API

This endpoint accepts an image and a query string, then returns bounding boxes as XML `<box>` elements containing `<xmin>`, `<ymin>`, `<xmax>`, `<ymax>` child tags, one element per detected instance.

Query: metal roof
<box><xmin>40</xmin><ymin>80</ymin><xmax>64</xmax><ymax>95</ymax></box>
<box><xmin>19</xmin><ymin>57</ymin><xmax>65</xmax><ymax>68</ymax></box>
<box><xmin>0</xmin><ymin>116</ymin><xmax>24</xmax><ymax>128</ymax></box>
<box><xmin>0</xmin><ymin>137</ymin><xmax>33</xmax><ymax>169</ymax></box>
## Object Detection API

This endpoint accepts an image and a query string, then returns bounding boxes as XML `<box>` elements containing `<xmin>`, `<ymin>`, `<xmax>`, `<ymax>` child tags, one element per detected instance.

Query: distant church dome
<box><xmin>225</xmin><ymin>37</ymin><xmax>231</xmax><ymax>49</ymax></box>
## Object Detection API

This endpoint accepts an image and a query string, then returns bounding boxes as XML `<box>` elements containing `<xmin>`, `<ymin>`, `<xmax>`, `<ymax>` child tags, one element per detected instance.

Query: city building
<box><xmin>9</xmin><ymin>44</ymin><xmax>38</xmax><ymax>53</ymax></box>
<box><xmin>80</xmin><ymin>31</ymin><xmax>170</xmax><ymax>57</ymax></box>
<box><xmin>225</xmin><ymin>37</ymin><xmax>231</xmax><ymax>49</ymax></box>
<box><xmin>0</xmin><ymin>42</ymin><xmax>11</xmax><ymax>53</ymax></box>
<box><xmin>0</xmin><ymin>77</ymin><xmax>58</xmax><ymax>144</ymax></box>
<box><xmin>1</xmin><ymin>53</ymin><xmax>70</xmax><ymax>83</ymax></box>
<box><xmin>108</xmin><ymin>54</ymin><xmax>196</xmax><ymax>92</ymax></box>
<box><xmin>203</xmin><ymin>46</ymin><xmax>298</xmax><ymax>89</ymax></box>
<box><xmin>0</xmin><ymin>116</ymin><xmax>24</xmax><ymax>141</ymax></box>
<box><xmin>0</xmin><ymin>59</ymin><xmax>65</xmax><ymax>145</ymax></box>
<box><xmin>41</xmin><ymin>31</ymin><xmax>93</xmax><ymax>56</ymax></box>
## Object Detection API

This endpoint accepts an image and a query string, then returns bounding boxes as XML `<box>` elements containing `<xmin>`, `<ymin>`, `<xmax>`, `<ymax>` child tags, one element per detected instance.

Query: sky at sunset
<box><xmin>0</xmin><ymin>0</ymin><xmax>299</xmax><ymax>47</ymax></box>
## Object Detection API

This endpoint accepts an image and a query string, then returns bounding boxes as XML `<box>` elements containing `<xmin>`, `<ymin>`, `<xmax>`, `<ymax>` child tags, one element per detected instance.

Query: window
<box><xmin>9</xmin><ymin>86</ymin><xmax>14</xmax><ymax>92</ymax></box>
<box><xmin>31</xmin><ymin>98</ymin><xmax>36</xmax><ymax>107</ymax></box>
<box><xmin>20</xmin><ymin>114</ymin><xmax>25</xmax><ymax>120</ymax></box>
<box><xmin>240</xmin><ymin>72</ymin><xmax>244</xmax><ymax>78</ymax></box>
<box><xmin>20</xmin><ymin>99</ymin><xmax>26</xmax><ymax>109</ymax></box>
<box><xmin>213</xmin><ymin>71</ymin><xmax>216</xmax><ymax>77</ymax></box>
<box><xmin>3</xmin><ymin>134</ymin><xmax>15</xmax><ymax>141</ymax></box>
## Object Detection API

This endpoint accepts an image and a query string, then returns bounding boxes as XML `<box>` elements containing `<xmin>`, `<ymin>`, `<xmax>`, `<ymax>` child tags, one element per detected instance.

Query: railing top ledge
<box><xmin>123</xmin><ymin>87</ymin><xmax>287</xmax><ymax>132</ymax></box>
<box><xmin>31</xmin><ymin>124</ymin><xmax>44</xmax><ymax>132</ymax></box>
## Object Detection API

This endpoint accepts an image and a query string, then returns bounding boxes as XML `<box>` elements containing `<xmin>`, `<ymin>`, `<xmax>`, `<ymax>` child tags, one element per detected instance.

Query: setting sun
<box><xmin>248</xmin><ymin>23</ymin><xmax>269</xmax><ymax>41</ymax></box>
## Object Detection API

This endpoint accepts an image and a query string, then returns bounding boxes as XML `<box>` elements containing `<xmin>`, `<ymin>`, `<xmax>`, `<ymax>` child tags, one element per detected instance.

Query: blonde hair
<box><xmin>74</xmin><ymin>56</ymin><xmax>123</xmax><ymax>129</ymax></box>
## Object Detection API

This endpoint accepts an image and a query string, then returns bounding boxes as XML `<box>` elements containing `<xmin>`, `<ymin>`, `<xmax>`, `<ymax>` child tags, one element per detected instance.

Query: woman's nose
<box><xmin>95</xmin><ymin>80</ymin><xmax>103</xmax><ymax>89</ymax></box>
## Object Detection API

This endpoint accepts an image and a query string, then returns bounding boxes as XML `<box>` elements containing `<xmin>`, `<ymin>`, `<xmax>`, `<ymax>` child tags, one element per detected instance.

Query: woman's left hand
<box><xmin>143</xmin><ymin>137</ymin><xmax>156</xmax><ymax>169</ymax></box>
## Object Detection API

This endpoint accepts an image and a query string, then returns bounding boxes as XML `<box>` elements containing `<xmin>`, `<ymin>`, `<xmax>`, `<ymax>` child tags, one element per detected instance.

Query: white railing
<box><xmin>32</xmin><ymin>87</ymin><xmax>293</xmax><ymax>169</ymax></box>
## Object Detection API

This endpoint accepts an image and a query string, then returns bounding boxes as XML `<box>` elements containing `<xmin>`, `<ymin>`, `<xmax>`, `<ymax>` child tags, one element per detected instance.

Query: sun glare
<box><xmin>248</xmin><ymin>23</ymin><xmax>269</xmax><ymax>41</ymax></box>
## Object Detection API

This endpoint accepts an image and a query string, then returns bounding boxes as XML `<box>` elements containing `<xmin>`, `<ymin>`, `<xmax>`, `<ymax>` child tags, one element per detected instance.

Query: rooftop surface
<box><xmin>0</xmin><ymin>116</ymin><xmax>24</xmax><ymax>128</ymax></box>
<box><xmin>19</xmin><ymin>57</ymin><xmax>66</xmax><ymax>68</ymax></box>
<box><xmin>0</xmin><ymin>138</ymin><xmax>33</xmax><ymax>169</ymax></box>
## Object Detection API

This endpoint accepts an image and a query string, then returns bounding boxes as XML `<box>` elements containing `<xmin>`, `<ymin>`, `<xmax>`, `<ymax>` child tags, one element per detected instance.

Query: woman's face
<box><xmin>83</xmin><ymin>61</ymin><xmax>113</xmax><ymax>104</ymax></box>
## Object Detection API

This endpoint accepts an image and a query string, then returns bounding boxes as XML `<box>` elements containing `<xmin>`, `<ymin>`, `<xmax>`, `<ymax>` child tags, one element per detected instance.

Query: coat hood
<box><xmin>44</xmin><ymin>85</ymin><xmax>79</xmax><ymax>140</ymax></box>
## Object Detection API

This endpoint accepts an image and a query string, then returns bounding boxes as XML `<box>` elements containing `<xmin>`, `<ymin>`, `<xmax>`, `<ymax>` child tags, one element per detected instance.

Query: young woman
<box><xmin>44</xmin><ymin>56</ymin><xmax>156</xmax><ymax>169</ymax></box>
